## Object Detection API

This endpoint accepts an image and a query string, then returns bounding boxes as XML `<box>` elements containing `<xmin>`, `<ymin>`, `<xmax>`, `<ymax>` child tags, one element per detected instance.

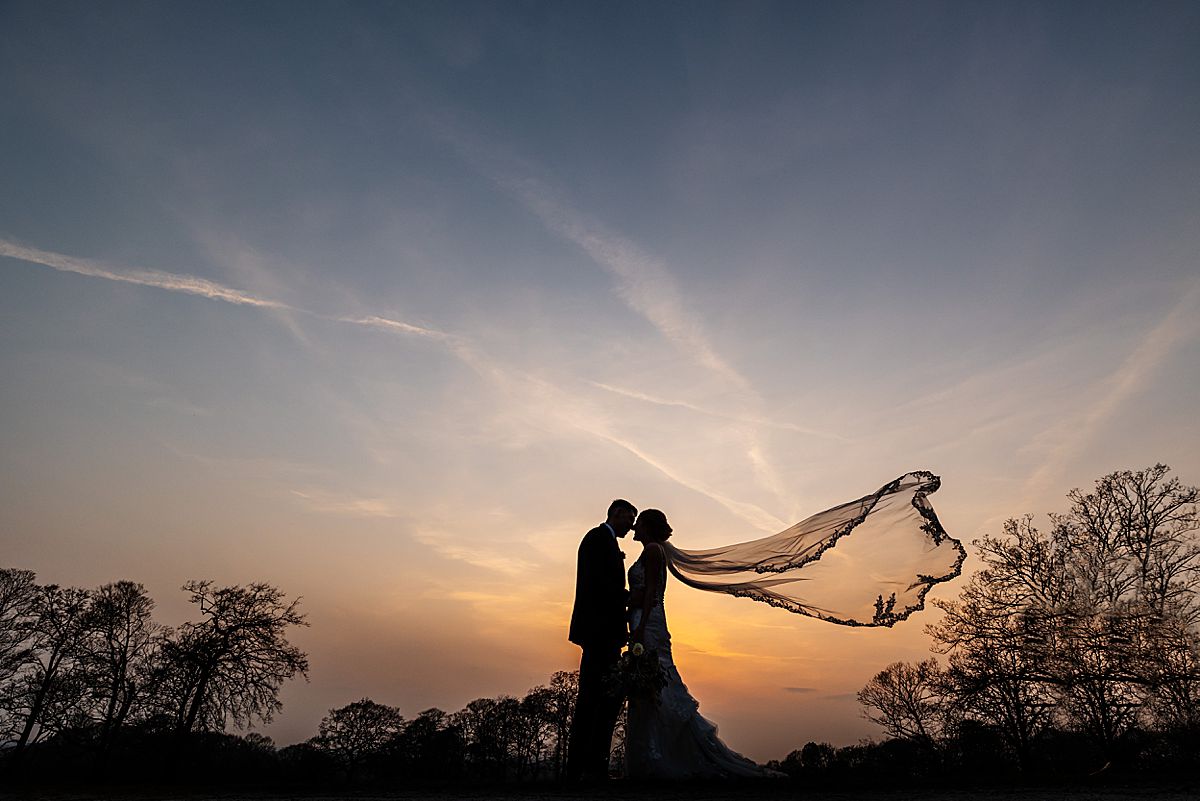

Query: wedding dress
<box><xmin>625</xmin><ymin>552</ymin><xmax>780</xmax><ymax>779</ymax></box>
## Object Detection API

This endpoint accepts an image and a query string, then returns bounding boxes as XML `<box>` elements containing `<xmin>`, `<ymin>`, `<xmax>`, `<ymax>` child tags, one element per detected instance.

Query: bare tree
<box><xmin>925</xmin><ymin>466</ymin><xmax>1200</xmax><ymax>764</ymax></box>
<box><xmin>1067</xmin><ymin>465</ymin><xmax>1200</xmax><ymax>622</ymax></box>
<box><xmin>925</xmin><ymin>518</ymin><xmax>1062</xmax><ymax>769</ymax></box>
<box><xmin>7</xmin><ymin>584</ymin><xmax>91</xmax><ymax>757</ymax></box>
<box><xmin>515</xmin><ymin>688</ymin><xmax>559</xmax><ymax>779</ymax></box>
<box><xmin>858</xmin><ymin>659</ymin><xmax>950</xmax><ymax>746</ymax></box>
<box><xmin>1139</xmin><ymin>616</ymin><xmax>1200</xmax><ymax>732</ymax></box>
<box><xmin>395</xmin><ymin>707</ymin><xmax>464</xmax><ymax>777</ymax></box>
<box><xmin>0</xmin><ymin>568</ymin><xmax>39</xmax><ymax>744</ymax></box>
<box><xmin>78</xmin><ymin>581</ymin><xmax>164</xmax><ymax>751</ymax></box>
<box><xmin>800</xmin><ymin>740</ymin><xmax>836</xmax><ymax>771</ymax></box>
<box><xmin>314</xmin><ymin>697</ymin><xmax>404</xmax><ymax>776</ymax></box>
<box><xmin>158</xmin><ymin>581</ymin><xmax>308</xmax><ymax>736</ymax></box>
<box><xmin>452</xmin><ymin>695</ymin><xmax>522</xmax><ymax>778</ymax></box>
<box><xmin>1050</xmin><ymin>467</ymin><xmax>1197</xmax><ymax>751</ymax></box>
<box><xmin>940</xmin><ymin>620</ymin><xmax>1057</xmax><ymax>770</ymax></box>
<box><xmin>1046</xmin><ymin>610</ymin><xmax>1146</xmax><ymax>755</ymax></box>
<box><xmin>523</xmin><ymin>670</ymin><xmax>575</xmax><ymax>779</ymax></box>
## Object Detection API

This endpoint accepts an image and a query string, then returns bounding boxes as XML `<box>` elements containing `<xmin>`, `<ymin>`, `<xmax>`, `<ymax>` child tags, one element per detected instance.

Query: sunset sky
<box><xmin>2</xmin><ymin>1</ymin><xmax>1198</xmax><ymax>760</ymax></box>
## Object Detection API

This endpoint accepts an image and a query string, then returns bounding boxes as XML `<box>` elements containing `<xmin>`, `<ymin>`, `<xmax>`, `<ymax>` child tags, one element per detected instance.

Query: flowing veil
<box><xmin>664</xmin><ymin>471</ymin><xmax>965</xmax><ymax>626</ymax></box>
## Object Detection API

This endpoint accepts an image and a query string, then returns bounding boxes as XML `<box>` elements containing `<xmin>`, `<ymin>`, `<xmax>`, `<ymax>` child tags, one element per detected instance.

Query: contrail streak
<box><xmin>341</xmin><ymin>315</ymin><xmax>452</xmax><ymax>341</ymax></box>
<box><xmin>0</xmin><ymin>237</ymin><xmax>287</xmax><ymax>308</ymax></box>
<box><xmin>0</xmin><ymin>237</ymin><xmax>457</xmax><ymax>342</ymax></box>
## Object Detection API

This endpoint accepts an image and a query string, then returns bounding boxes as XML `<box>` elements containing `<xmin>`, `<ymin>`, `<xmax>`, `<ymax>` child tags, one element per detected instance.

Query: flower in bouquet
<box><xmin>607</xmin><ymin>643</ymin><xmax>667</xmax><ymax>703</ymax></box>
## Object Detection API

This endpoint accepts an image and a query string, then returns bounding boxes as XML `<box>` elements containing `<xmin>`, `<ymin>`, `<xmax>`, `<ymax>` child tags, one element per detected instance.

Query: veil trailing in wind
<box><xmin>664</xmin><ymin>471</ymin><xmax>965</xmax><ymax>627</ymax></box>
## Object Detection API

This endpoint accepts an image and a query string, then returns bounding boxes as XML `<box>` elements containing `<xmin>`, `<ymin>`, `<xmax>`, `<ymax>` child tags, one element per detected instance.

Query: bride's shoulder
<box><xmin>645</xmin><ymin>541</ymin><xmax>667</xmax><ymax>561</ymax></box>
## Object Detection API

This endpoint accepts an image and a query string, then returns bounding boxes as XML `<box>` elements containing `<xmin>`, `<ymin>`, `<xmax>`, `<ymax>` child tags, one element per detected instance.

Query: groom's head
<box><xmin>607</xmin><ymin>499</ymin><xmax>637</xmax><ymax>537</ymax></box>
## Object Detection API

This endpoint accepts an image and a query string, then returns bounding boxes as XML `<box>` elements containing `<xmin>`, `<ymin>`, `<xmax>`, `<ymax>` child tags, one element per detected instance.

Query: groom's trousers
<box><xmin>567</xmin><ymin>643</ymin><xmax>622</xmax><ymax>780</ymax></box>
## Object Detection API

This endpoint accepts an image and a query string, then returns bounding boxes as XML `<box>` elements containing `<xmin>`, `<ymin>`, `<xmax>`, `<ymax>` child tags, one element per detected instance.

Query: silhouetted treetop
<box><xmin>861</xmin><ymin>464</ymin><xmax>1200</xmax><ymax>774</ymax></box>
<box><xmin>157</xmin><ymin>580</ymin><xmax>308</xmax><ymax>735</ymax></box>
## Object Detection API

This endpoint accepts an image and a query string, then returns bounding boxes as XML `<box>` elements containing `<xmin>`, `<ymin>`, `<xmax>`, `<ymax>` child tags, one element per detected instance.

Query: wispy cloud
<box><xmin>4</xmin><ymin>236</ymin><xmax>791</xmax><ymax>533</ymax></box>
<box><xmin>0</xmin><ymin>237</ymin><xmax>287</xmax><ymax>308</ymax></box>
<box><xmin>191</xmin><ymin>231</ymin><xmax>323</xmax><ymax>350</ymax></box>
<box><xmin>161</xmin><ymin>444</ymin><xmax>331</xmax><ymax>482</ymax></box>
<box><xmin>415</xmin><ymin>113</ymin><xmax>816</xmax><ymax>518</ymax></box>
<box><xmin>1022</xmin><ymin>279</ymin><xmax>1200</xmax><ymax>503</ymax></box>
<box><xmin>590</xmin><ymin>381</ymin><xmax>850</xmax><ymax>441</ymax></box>
<box><xmin>289</xmin><ymin>489</ymin><xmax>403</xmax><ymax>519</ymax></box>
<box><xmin>501</xmin><ymin>176</ymin><xmax>751</xmax><ymax>392</ymax></box>
<box><xmin>466</xmin><ymin>366</ymin><xmax>791</xmax><ymax>532</ymax></box>
<box><xmin>144</xmin><ymin>395</ymin><xmax>213</xmax><ymax>418</ymax></box>
<box><xmin>424</xmin><ymin>115</ymin><xmax>751</xmax><ymax>392</ymax></box>
<box><xmin>413</xmin><ymin>530</ymin><xmax>538</xmax><ymax>576</ymax></box>
<box><xmin>581</xmin><ymin>426</ymin><xmax>789</xmax><ymax>533</ymax></box>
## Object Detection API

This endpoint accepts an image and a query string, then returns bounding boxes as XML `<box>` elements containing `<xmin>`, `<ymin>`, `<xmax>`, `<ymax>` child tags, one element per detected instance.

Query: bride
<box><xmin>626</xmin><ymin>508</ymin><xmax>780</xmax><ymax>778</ymax></box>
<box><xmin>623</xmin><ymin>472</ymin><xmax>963</xmax><ymax>779</ymax></box>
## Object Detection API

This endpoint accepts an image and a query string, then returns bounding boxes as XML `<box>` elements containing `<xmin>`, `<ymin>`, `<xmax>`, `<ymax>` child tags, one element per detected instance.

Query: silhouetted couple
<box><xmin>566</xmin><ymin>499</ymin><xmax>776</xmax><ymax>780</ymax></box>
<box><xmin>565</xmin><ymin>475</ymin><xmax>963</xmax><ymax>779</ymax></box>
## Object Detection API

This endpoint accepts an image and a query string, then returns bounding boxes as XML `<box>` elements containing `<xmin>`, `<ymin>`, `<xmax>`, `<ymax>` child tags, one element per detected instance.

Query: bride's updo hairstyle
<box><xmin>636</xmin><ymin>509</ymin><xmax>673</xmax><ymax>542</ymax></box>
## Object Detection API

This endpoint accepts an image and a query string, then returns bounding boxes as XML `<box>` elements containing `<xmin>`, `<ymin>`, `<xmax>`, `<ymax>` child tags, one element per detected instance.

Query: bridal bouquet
<box><xmin>607</xmin><ymin>643</ymin><xmax>668</xmax><ymax>702</ymax></box>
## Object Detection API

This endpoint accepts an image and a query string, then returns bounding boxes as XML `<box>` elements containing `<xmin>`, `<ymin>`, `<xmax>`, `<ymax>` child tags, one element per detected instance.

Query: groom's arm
<box><xmin>575</xmin><ymin>529</ymin><xmax>611</xmax><ymax>609</ymax></box>
<box><xmin>577</xmin><ymin>529</ymin><xmax>627</xmax><ymax>635</ymax></box>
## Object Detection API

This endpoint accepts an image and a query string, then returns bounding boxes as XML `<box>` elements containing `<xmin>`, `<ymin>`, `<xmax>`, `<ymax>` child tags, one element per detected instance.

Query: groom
<box><xmin>566</xmin><ymin>498</ymin><xmax>636</xmax><ymax>781</ymax></box>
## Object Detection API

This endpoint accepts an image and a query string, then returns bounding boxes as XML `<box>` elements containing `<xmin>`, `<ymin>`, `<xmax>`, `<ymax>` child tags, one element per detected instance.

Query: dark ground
<box><xmin>4</xmin><ymin>785</ymin><xmax>1198</xmax><ymax>801</ymax></box>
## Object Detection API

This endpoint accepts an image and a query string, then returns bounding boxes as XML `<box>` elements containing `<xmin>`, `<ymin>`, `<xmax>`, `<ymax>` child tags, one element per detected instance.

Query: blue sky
<box><xmin>2</xmin><ymin>1</ymin><xmax>1198</xmax><ymax>756</ymax></box>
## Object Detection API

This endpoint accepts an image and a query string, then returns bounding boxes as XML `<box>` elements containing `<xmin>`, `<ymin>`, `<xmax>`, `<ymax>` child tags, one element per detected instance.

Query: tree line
<box><xmin>4</xmin><ymin>464</ymin><xmax>1196</xmax><ymax>787</ymax></box>
<box><xmin>295</xmin><ymin>673</ymin><xmax>583</xmax><ymax>783</ymax></box>
<box><xmin>854</xmin><ymin>464</ymin><xmax>1200</xmax><ymax>780</ymax></box>
<box><xmin>0</xmin><ymin>560</ymin><xmax>593</xmax><ymax>785</ymax></box>
<box><xmin>0</xmin><ymin>573</ymin><xmax>308</xmax><ymax>777</ymax></box>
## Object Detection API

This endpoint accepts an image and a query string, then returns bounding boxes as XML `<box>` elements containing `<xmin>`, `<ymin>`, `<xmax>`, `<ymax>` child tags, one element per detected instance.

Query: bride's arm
<box><xmin>631</xmin><ymin>543</ymin><xmax>665</xmax><ymax>644</ymax></box>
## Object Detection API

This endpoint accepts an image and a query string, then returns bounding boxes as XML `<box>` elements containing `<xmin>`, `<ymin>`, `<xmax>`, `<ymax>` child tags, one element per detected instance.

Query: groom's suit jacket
<box><xmin>568</xmin><ymin>524</ymin><xmax>629</xmax><ymax>648</ymax></box>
